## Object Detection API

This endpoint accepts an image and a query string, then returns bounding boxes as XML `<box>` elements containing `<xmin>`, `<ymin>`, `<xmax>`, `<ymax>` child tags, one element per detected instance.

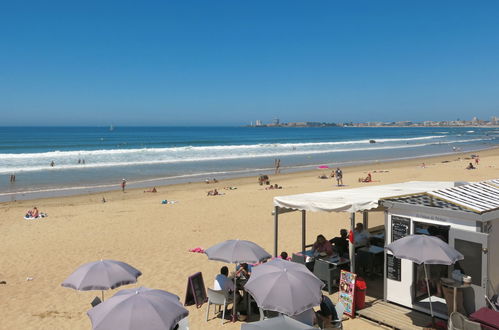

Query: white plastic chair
<box><xmin>447</xmin><ymin>312</ymin><xmax>481</xmax><ymax>330</ymax></box>
<box><xmin>205</xmin><ymin>288</ymin><xmax>231</xmax><ymax>325</ymax></box>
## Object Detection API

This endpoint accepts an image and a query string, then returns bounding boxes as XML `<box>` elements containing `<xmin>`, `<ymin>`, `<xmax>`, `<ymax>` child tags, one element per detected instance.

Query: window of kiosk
<box><xmin>413</xmin><ymin>222</ymin><xmax>450</xmax><ymax>300</ymax></box>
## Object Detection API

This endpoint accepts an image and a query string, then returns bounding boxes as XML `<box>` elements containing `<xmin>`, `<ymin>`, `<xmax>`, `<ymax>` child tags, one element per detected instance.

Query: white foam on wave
<box><xmin>0</xmin><ymin>135</ymin><xmax>445</xmax><ymax>159</ymax></box>
<box><xmin>0</xmin><ymin>137</ymin><xmax>488</xmax><ymax>175</ymax></box>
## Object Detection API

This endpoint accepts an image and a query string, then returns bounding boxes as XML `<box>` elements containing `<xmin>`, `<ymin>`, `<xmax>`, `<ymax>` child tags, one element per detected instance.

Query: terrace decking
<box><xmin>356</xmin><ymin>300</ymin><xmax>436</xmax><ymax>329</ymax></box>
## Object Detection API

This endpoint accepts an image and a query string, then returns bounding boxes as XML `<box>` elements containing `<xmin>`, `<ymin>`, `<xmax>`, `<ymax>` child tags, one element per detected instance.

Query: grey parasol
<box><xmin>205</xmin><ymin>239</ymin><xmax>271</xmax><ymax>264</ymax></box>
<box><xmin>61</xmin><ymin>259</ymin><xmax>141</xmax><ymax>300</ymax></box>
<box><xmin>244</xmin><ymin>258</ymin><xmax>324</xmax><ymax>316</ymax></box>
<box><xmin>385</xmin><ymin>234</ymin><xmax>464</xmax><ymax>318</ymax></box>
<box><xmin>87</xmin><ymin>286</ymin><xmax>188</xmax><ymax>330</ymax></box>
<box><xmin>205</xmin><ymin>239</ymin><xmax>271</xmax><ymax>321</ymax></box>
<box><xmin>241</xmin><ymin>314</ymin><xmax>315</xmax><ymax>330</ymax></box>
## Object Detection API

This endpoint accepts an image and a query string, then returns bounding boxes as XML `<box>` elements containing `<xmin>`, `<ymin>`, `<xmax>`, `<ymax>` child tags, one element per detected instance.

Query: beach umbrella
<box><xmin>205</xmin><ymin>239</ymin><xmax>271</xmax><ymax>264</ymax></box>
<box><xmin>87</xmin><ymin>286</ymin><xmax>188</xmax><ymax>330</ymax></box>
<box><xmin>317</xmin><ymin>165</ymin><xmax>329</xmax><ymax>169</ymax></box>
<box><xmin>205</xmin><ymin>239</ymin><xmax>271</xmax><ymax>321</ymax></box>
<box><xmin>244</xmin><ymin>258</ymin><xmax>324</xmax><ymax>316</ymax></box>
<box><xmin>62</xmin><ymin>259</ymin><xmax>141</xmax><ymax>300</ymax></box>
<box><xmin>241</xmin><ymin>314</ymin><xmax>315</xmax><ymax>330</ymax></box>
<box><xmin>385</xmin><ymin>235</ymin><xmax>463</xmax><ymax>319</ymax></box>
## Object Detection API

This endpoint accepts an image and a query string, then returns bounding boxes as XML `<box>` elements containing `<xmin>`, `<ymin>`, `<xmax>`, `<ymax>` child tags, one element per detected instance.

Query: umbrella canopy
<box><xmin>241</xmin><ymin>314</ymin><xmax>315</xmax><ymax>330</ymax></box>
<box><xmin>385</xmin><ymin>235</ymin><xmax>463</xmax><ymax>265</ymax></box>
<box><xmin>205</xmin><ymin>239</ymin><xmax>271</xmax><ymax>264</ymax></box>
<box><xmin>87</xmin><ymin>286</ymin><xmax>188</xmax><ymax>330</ymax></box>
<box><xmin>317</xmin><ymin>165</ymin><xmax>329</xmax><ymax>169</ymax></box>
<box><xmin>62</xmin><ymin>260</ymin><xmax>142</xmax><ymax>291</ymax></box>
<box><xmin>244</xmin><ymin>259</ymin><xmax>324</xmax><ymax>316</ymax></box>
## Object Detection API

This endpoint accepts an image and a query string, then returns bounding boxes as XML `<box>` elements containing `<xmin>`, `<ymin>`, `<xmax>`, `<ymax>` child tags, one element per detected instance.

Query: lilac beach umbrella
<box><xmin>87</xmin><ymin>286</ymin><xmax>188</xmax><ymax>330</ymax></box>
<box><xmin>62</xmin><ymin>259</ymin><xmax>142</xmax><ymax>300</ymax></box>
<box><xmin>205</xmin><ymin>239</ymin><xmax>271</xmax><ymax>321</ymax></box>
<box><xmin>386</xmin><ymin>235</ymin><xmax>463</xmax><ymax>319</ymax></box>
<box><xmin>244</xmin><ymin>259</ymin><xmax>324</xmax><ymax>316</ymax></box>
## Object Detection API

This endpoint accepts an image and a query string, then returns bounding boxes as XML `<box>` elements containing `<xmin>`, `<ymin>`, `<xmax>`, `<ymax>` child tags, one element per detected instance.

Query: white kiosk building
<box><xmin>381</xmin><ymin>180</ymin><xmax>499</xmax><ymax>318</ymax></box>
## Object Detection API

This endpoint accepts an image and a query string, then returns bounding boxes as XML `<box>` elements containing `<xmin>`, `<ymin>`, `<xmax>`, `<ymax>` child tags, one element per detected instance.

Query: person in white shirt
<box><xmin>354</xmin><ymin>223</ymin><xmax>371</xmax><ymax>247</ymax></box>
<box><xmin>213</xmin><ymin>266</ymin><xmax>234</xmax><ymax>292</ymax></box>
<box><xmin>213</xmin><ymin>266</ymin><xmax>241</xmax><ymax>305</ymax></box>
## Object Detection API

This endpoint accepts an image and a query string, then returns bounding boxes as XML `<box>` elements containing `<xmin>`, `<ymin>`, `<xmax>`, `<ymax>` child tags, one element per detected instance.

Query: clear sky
<box><xmin>1</xmin><ymin>1</ymin><xmax>498</xmax><ymax>126</ymax></box>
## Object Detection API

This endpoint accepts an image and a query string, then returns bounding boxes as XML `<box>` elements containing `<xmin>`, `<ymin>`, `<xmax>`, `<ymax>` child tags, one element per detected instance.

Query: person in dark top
<box><xmin>316</xmin><ymin>294</ymin><xmax>338</xmax><ymax>328</ymax></box>
<box><xmin>330</xmin><ymin>229</ymin><xmax>349</xmax><ymax>257</ymax></box>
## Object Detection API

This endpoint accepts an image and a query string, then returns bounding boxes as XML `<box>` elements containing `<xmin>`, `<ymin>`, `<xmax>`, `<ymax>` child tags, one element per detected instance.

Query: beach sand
<box><xmin>0</xmin><ymin>148</ymin><xmax>497</xmax><ymax>329</ymax></box>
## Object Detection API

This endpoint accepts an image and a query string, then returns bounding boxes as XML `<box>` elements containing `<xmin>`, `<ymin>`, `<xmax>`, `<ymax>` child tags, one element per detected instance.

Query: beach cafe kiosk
<box><xmin>380</xmin><ymin>179</ymin><xmax>499</xmax><ymax>319</ymax></box>
<box><xmin>273</xmin><ymin>180</ymin><xmax>499</xmax><ymax>319</ymax></box>
<box><xmin>272</xmin><ymin>181</ymin><xmax>455</xmax><ymax>272</ymax></box>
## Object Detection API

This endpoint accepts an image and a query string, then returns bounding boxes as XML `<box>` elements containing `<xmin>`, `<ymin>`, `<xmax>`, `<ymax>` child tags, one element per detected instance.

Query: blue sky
<box><xmin>1</xmin><ymin>1</ymin><xmax>498</xmax><ymax>126</ymax></box>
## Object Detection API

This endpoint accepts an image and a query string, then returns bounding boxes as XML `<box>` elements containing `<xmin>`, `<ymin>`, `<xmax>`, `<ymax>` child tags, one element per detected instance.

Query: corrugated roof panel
<box><xmin>427</xmin><ymin>182</ymin><xmax>499</xmax><ymax>213</ymax></box>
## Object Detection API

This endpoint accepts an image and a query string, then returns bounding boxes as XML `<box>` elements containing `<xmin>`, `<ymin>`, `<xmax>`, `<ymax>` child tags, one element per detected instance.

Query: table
<box><xmin>358</xmin><ymin>245</ymin><xmax>384</xmax><ymax>254</ymax></box>
<box><xmin>357</xmin><ymin>245</ymin><xmax>384</xmax><ymax>276</ymax></box>
<box><xmin>298</xmin><ymin>250</ymin><xmax>350</xmax><ymax>267</ymax></box>
<box><xmin>470</xmin><ymin>307</ymin><xmax>499</xmax><ymax>329</ymax></box>
<box><xmin>440</xmin><ymin>278</ymin><xmax>471</xmax><ymax>313</ymax></box>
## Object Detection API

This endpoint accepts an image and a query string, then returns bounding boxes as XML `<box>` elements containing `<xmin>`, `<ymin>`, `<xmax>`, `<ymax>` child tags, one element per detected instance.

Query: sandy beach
<box><xmin>1</xmin><ymin>148</ymin><xmax>497</xmax><ymax>330</ymax></box>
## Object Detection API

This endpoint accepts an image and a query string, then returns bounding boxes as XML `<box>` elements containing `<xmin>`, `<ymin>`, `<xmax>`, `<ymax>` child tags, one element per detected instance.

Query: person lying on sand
<box><xmin>466</xmin><ymin>162</ymin><xmax>476</xmax><ymax>170</ymax></box>
<box><xmin>25</xmin><ymin>207</ymin><xmax>47</xmax><ymax>219</ymax></box>
<box><xmin>207</xmin><ymin>189</ymin><xmax>225</xmax><ymax>196</ymax></box>
<box><xmin>266</xmin><ymin>184</ymin><xmax>282</xmax><ymax>190</ymax></box>
<box><xmin>144</xmin><ymin>187</ymin><xmax>157</xmax><ymax>193</ymax></box>
<box><xmin>318</xmin><ymin>174</ymin><xmax>328</xmax><ymax>179</ymax></box>
<box><xmin>358</xmin><ymin>173</ymin><xmax>372</xmax><ymax>183</ymax></box>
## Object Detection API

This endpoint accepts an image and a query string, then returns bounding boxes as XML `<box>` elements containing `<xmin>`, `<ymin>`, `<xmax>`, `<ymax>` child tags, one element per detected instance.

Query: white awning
<box><xmin>273</xmin><ymin>181</ymin><xmax>455</xmax><ymax>213</ymax></box>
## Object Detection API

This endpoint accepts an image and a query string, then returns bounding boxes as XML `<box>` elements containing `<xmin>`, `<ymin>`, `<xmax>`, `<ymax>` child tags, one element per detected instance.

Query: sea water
<box><xmin>0</xmin><ymin>126</ymin><xmax>497</xmax><ymax>201</ymax></box>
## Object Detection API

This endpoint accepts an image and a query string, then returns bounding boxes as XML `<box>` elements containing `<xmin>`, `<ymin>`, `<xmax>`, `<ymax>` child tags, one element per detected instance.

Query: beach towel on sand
<box><xmin>24</xmin><ymin>213</ymin><xmax>48</xmax><ymax>220</ymax></box>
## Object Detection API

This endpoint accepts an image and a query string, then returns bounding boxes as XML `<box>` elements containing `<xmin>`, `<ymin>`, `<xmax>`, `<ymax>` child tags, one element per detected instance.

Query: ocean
<box><xmin>0</xmin><ymin>126</ymin><xmax>497</xmax><ymax>201</ymax></box>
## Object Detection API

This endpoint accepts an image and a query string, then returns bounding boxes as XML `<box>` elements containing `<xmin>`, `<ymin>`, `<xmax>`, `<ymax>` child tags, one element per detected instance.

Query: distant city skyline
<box><xmin>1</xmin><ymin>1</ymin><xmax>499</xmax><ymax>126</ymax></box>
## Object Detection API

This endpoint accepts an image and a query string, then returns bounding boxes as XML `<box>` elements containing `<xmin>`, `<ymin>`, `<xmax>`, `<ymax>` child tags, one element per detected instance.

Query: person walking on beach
<box><xmin>334</xmin><ymin>167</ymin><xmax>343</xmax><ymax>186</ymax></box>
<box><xmin>121</xmin><ymin>179</ymin><xmax>127</xmax><ymax>192</ymax></box>
<box><xmin>274</xmin><ymin>158</ymin><xmax>281</xmax><ymax>174</ymax></box>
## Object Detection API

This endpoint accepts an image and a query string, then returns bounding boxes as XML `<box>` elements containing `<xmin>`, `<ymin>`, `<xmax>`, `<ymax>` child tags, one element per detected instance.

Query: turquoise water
<box><xmin>0</xmin><ymin>126</ymin><xmax>497</xmax><ymax>200</ymax></box>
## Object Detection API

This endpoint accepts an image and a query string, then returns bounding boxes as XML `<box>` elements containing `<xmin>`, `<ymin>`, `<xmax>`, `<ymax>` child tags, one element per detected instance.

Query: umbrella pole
<box><xmin>232</xmin><ymin>268</ymin><xmax>237</xmax><ymax>322</ymax></box>
<box><xmin>423</xmin><ymin>264</ymin><xmax>434</xmax><ymax>324</ymax></box>
<box><xmin>102</xmin><ymin>290</ymin><xmax>104</xmax><ymax>301</ymax></box>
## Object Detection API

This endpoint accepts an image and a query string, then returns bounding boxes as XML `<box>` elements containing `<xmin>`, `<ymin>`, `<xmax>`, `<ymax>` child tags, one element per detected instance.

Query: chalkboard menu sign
<box><xmin>338</xmin><ymin>270</ymin><xmax>357</xmax><ymax>317</ymax></box>
<box><xmin>184</xmin><ymin>272</ymin><xmax>207</xmax><ymax>308</ymax></box>
<box><xmin>391</xmin><ymin>215</ymin><xmax>411</xmax><ymax>242</ymax></box>
<box><xmin>387</xmin><ymin>254</ymin><xmax>401</xmax><ymax>281</ymax></box>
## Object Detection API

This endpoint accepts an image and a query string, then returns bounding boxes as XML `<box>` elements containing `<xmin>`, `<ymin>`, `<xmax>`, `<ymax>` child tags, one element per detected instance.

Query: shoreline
<box><xmin>3</xmin><ymin>145</ymin><xmax>496</xmax><ymax>203</ymax></box>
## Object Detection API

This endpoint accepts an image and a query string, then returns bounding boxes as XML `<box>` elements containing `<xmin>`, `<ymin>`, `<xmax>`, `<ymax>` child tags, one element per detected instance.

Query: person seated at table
<box><xmin>312</xmin><ymin>234</ymin><xmax>334</xmax><ymax>257</ymax></box>
<box><xmin>354</xmin><ymin>223</ymin><xmax>371</xmax><ymax>247</ymax></box>
<box><xmin>279</xmin><ymin>251</ymin><xmax>291</xmax><ymax>260</ymax></box>
<box><xmin>214</xmin><ymin>266</ymin><xmax>241</xmax><ymax>303</ymax></box>
<box><xmin>315</xmin><ymin>294</ymin><xmax>338</xmax><ymax>328</ymax></box>
<box><xmin>235</xmin><ymin>263</ymin><xmax>251</xmax><ymax>279</ymax></box>
<box><xmin>330</xmin><ymin>229</ymin><xmax>349</xmax><ymax>257</ymax></box>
